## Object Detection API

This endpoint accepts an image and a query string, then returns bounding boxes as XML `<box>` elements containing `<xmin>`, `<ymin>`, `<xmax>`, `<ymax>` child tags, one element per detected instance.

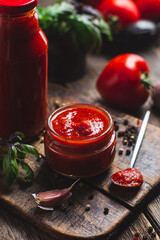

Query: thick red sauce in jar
<box><xmin>51</xmin><ymin>107</ymin><xmax>110</xmax><ymax>140</ymax></box>
<box><xmin>45</xmin><ymin>104</ymin><xmax>116</xmax><ymax>178</ymax></box>
<box><xmin>0</xmin><ymin>1</ymin><xmax>48</xmax><ymax>139</ymax></box>
<box><xmin>111</xmin><ymin>168</ymin><xmax>143</xmax><ymax>187</ymax></box>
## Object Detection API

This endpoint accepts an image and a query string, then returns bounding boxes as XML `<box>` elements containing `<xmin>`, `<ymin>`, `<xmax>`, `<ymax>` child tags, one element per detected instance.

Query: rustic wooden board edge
<box><xmin>0</xmin><ymin>188</ymin><xmax>131</xmax><ymax>240</ymax></box>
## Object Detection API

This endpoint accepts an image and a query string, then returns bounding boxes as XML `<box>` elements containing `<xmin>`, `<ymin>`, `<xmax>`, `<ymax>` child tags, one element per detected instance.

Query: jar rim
<box><xmin>47</xmin><ymin>103</ymin><xmax>113</xmax><ymax>144</ymax></box>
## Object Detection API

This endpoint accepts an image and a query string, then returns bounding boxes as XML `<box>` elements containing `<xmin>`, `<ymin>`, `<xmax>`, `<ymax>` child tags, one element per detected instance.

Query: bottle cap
<box><xmin>0</xmin><ymin>0</ymin><xmax>38</xmax><ymax>15</ymax></box>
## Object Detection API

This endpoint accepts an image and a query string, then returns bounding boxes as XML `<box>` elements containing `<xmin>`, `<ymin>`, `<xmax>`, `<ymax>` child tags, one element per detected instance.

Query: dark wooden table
<box><xmin>1</xmin><ymin>1</ymin><xmax>160</xmax><ymax>239</ymax></box>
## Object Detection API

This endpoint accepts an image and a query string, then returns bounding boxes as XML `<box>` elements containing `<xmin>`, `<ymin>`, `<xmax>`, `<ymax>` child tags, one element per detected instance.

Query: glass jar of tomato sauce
<box><xmin>0</xmin><ymin>0</ymin><xmax>48</xmax><ymax>139</ymax></box>
<box><xmin>45</xmin><ymin>104</ymin><xmax>116</xmax><ymax>178</ymax></box>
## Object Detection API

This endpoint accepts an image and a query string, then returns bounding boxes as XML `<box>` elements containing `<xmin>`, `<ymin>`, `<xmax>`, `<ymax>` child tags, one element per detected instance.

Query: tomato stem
<box><xmin>107</xmin><ymin>14</ymin><xmax>121</xmax><ymax>31</ymax></box>
<box><xmin>140</xmin><ymin>72</ymin><xmax>152</xmax><ymax>90</ymax></box>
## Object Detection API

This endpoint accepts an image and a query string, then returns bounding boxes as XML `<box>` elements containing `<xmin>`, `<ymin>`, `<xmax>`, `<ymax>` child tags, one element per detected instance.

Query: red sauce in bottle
<box><xmin>45</xmin><ymin>104</ymin><xmax>116</xmax><ymax>178</ymax></box>
<box><xmin>0</xmin><ymin>0</ymin><xmax>48</xmax><ymax>139</ymax></box>
<box><xmin>111</xmin><ymin>168</ymin><xmax>143</xmax><ymax>187</ymax></box>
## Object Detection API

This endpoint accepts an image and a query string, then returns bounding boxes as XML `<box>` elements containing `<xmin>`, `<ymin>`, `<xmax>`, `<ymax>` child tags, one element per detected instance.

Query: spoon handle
<box><xmin>129</xmin><ymin>111</ymin><xmax>150</xmax><ymax>168</ymax></box>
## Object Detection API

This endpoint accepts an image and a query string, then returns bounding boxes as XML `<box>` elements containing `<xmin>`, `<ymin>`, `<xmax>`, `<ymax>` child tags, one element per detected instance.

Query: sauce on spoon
<box><xmin>111</xmin><ymin>111</ymin><xmax>150</xmax><ymax>188</ymax></box>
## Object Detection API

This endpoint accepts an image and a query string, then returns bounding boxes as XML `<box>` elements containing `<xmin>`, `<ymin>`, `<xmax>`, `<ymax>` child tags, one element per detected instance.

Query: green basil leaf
<box><xmin>17</xmin><ymin>149</ymin><xmax>26</xmax><ymax>161</ymax></box>
<box><xmin>9</xmin><ymin>131</ymin><xmax>25</xmax><ymax>143</ymax></box>
<box><xmin>3</xmin><ymin>149</ymin><xmax>18</xmax><ymax>185</ymax></box>
<box><xmin>14</xmin><ymin>143</ymin><xmax>39</xmax><ymax>159</ymax></box>
<box><xmin>20</xmin><ymin>161</ymin><xmax>34</xmax><ymax>183</ymax></box>
<box><xmin>11</xmin><ymin>145</ymin><xmax>17</xmax><ymax>156</ymax></box>
<box><xmin>14</xmin><ymin>131</ymin><xmax>25</xmax><ymax>139</ymax></box>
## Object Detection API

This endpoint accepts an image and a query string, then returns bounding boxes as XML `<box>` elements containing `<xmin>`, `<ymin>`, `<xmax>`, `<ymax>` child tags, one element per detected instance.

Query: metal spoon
<box><xmin>111</xmin><ymin>111</ymin><xmax>150</xmax><ymax>187</ymax></box>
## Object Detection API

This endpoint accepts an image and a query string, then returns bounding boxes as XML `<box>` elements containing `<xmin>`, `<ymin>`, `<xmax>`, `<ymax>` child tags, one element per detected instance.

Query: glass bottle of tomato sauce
<box><xmin>45</xmin><ymin>104</ymin><xmax>116</xmax><ymax>178</ymax></box>
<box><xmin>0</xmin><ymin>0</ymin><xmax>48</xmax><ymax>139</ymax></box>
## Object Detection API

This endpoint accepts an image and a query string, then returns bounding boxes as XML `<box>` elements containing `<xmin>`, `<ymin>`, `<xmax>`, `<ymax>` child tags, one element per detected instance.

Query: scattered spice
<box><xmin>148</xmin><ymin>226</ymin><xmax>153</xmax><ymax>234</ymax></box>
<box><xmin>123</xmin><ymin>139</ymin><xmax>128</xmax><ymax>145</ymax></box>
<box><xmin>151</xmin><ymin>232</ymin><xmax>156</xmax><ymax>238</ymax></box>
<box><xmin>118</xmin><ymin>148</ymin><xmax>124</xmax><ymax>155</ymax></box>
<box><xmin>54</xmin><ymin>100</ymin><xmax>60</xmax><ymax>109</ymax></box>
<box><xmin>85</xmin><ymin>204</ymin><xmax>91</xmax><ymax>211</ymax></box>
<box><xmin>130</xmin><ymin>135</ymin><xmax>135</xmax><ymax>140</ymax></box>
<box><xmin>115</xmin><ymin>119</ymin><xmax>140</xmax><ymax>180</ymax></box>
<box><xmin>123</xmin><ymin>119</ymin><xmax>129</xmax><ymax>125</ymax></box>
<box><xmin>118</xmin><ymin>131</ymin><xmax>123</xmax><ymax>138</ymax></box>
<box><xmin>126</xmin><ymin>149</ymin><xmax>131</xmax><ymax>156</ymax></box>
<box><xmin>128</xmin><ymin>139</ymin><xmax>133</xmax><ymax>147</ymax></box>
<box><xmin>103</xmin><ymin>207</ymin><xmax>109</xmax><ymax>215</ymax></box>
<box><xmin>116</xmin><ymin>119</ymin><xmax>139</xmax><ymax>159</ymax></box>
<box><xmin>115</xmin><ymin>125</ymin><xmax>119</xmax><ymax>131</ymax></box>
<box><xmin>40</xmin><ymin>136</ymin><xmax>44</xmax><ymax>144</ymax></box>
<box><xmin>114</xmin><ymin>120</ymin><xmax>118</xmax><ymax>126</ymax></box>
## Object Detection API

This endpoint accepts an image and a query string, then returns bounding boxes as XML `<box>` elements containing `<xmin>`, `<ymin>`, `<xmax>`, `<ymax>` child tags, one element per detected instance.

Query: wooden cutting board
<box><xmin>0</xmin><ymin>83</ymin><xmax>160</xmax><ymax>240</ymax></box>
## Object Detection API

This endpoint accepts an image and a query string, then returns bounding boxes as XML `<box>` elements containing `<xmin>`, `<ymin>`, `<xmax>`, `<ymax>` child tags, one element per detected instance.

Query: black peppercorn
<box><xmin>115</xmin><ymin>125</ymin><xmax>119</xmax><ymax>131</ymax></box>
<box><xmin>151</xmin><ymin>232</ymin><xmax>156</xmax><ymax>238</ymax></box>
<box><xmin>103</xmin><ymin>207</ymin><xmax>109</xmax><ymax>215</ymax></box>
<box><xmin>118</xmin><ymin>131</ymin><xmax>123</xmax><ymax>138</ymax></box>
<box><xmin>128</xmin><ymin>139</ymin><xmax>133</xmax><ymax>146</ymax></box>
<box><xmin>126</xmin><ymin>149</ymin><xmax>131</xmax><ymax>156</ymax></box>
<box><xmin>123</xmin><ymin>119</ymin><xmax>129</xmax><ymax>125</ymax></box>
<box><xmin>131</xmin><ymin>126</ymin><xmax>137</xmax><ymax>132</ymax></box>
<box><xmin>148</xmin><ymin>226</ymin><xmax>153</xmax><ymax>234</ymax></box>
<box><xmin>114</xmin><ymin>121</ymin><xmax>117</xmax><ymax>125</ymax></box>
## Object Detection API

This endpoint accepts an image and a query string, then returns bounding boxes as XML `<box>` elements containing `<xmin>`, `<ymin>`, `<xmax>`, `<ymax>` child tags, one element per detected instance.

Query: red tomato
<box><xmin>96</xmin><ymin>54</ymin><xmax>150</xmax><ymax>109</ymax></box>
<box><xmin>134</xmin><ymin>0</ymin><xmax>160</xmax><ymax>21</ymax></box>
<box><xmin>84</xmin><ymin>0</ymin><xmax>103</xmax><ymax>8</ymax></box>
<box><xmin>97</xmin><ymin>0</ymin><xmax>140</xmax><ymax>29</ymax></box>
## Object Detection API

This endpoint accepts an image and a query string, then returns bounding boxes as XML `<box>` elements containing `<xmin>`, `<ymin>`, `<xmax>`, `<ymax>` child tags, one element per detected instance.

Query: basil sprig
<box><xmin>36</xmin><ymin>0</ymin><xmax>112</xmax><ymax>53</ymax></box>
<box><xmin>0</xmin><ymin>132</ymin><xmax>39</xmax><ymax>185</ymax></box>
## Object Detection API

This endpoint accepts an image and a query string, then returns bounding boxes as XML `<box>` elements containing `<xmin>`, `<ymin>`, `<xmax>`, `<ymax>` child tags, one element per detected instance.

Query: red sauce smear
<box><xmin>51</xmin><ymin>107</ymin><xmax>110</xmax><ymax>140</ymax></box>
<box><xmin>111</xmin><ymin>168</ymin><xmax>143</xmax><ymax>187</ymax></box>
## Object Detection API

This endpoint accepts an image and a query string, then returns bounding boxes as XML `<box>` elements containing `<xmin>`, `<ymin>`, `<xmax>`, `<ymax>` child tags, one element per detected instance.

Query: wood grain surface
<box><xmin>118</xmin><ymin>213</ymin><xmax>160</xmax><ymax>240</ymax></box>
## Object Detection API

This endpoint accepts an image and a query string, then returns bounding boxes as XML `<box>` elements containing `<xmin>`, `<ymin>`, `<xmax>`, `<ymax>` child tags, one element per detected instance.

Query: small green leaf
<box><xmin>14</xmin><ymin>143</ymin><xmax>39</xmax><ymax>159</ymax></box>
<box><xmin>9</xmin><ymin>131</ymin><xmax>25</xmax><ymax>142</ymax></box>
<box><xmin>20</xmin><ymin>161</ymin><xmax>34</xmax><ymax>183</ymax></box>
<box><xmin>3</xmin><ymin>149</ymin><xmax>18</xmax><ymax>185</ymax></box>
<box><xmin>14</xmin><ymin>132</ymin><xmax>25</xmax><ymax>139</ymax></box>
<box><xmin>16</xmin><ymin>148</ymin><xmax>26</xmax><ymax>161</ymax></box>
<box><xmin>12</xmin><ymin>145</ymin><xmax>17</xmax><ymax>156</ymax></box>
